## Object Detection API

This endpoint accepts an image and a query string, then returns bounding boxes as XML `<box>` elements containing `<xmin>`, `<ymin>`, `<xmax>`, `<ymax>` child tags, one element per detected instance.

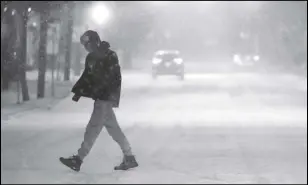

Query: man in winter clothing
<box><xmin>60</xmin><ymin>30</ymin><xmax>138</xmax><ymax>172</ymax></box>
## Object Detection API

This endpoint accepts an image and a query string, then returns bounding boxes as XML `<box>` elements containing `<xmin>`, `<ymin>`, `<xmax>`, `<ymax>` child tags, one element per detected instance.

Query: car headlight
<box><xmin>233</xmin><ymin>54</ymin><xmax>240</xmax><ymax>62</ymax></box>
<box><xmin>152</xmin><ymin>58</ymin><xmax>162</xmax><ymax>64</ymax></box>
<box><xmin>174</xmin><ymin>58</ymin><xmax>183</xmax><ymax>64</ymax></box>
<box><xmin>233</xmin><ymin>54</ymin><xmax>242</xmax><ymax>64</ymax></box>
<box><xmin>253</xmin><ymin>55</ymin><xmax>260</xmax><ymax>61</ymax></box>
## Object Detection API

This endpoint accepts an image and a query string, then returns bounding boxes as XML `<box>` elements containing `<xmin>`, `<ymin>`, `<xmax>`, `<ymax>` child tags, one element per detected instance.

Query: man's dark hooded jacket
<box><xmin>71</xmin><ymin>41</ymin><xmax>121</xmax><ymax>107</ymax></box>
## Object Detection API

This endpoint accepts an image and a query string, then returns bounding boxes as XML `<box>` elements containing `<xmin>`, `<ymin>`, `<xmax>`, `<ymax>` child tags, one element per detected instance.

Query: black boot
<box><xmin>59</xmin><ymin>155</ymin><xmax>83</xmax><ymax>172</ymax></box>
<box><xmin>114</xmin><ymin>155</ymin><xmax>138</xmax><ymax>171</ymax></box>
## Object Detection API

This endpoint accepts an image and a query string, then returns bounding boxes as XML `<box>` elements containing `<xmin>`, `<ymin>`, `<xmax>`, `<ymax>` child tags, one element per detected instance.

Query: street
<box><xmin>1</xmin><ymin>71</ymin><xmax>307</xmax><ymax>184</ymax></box>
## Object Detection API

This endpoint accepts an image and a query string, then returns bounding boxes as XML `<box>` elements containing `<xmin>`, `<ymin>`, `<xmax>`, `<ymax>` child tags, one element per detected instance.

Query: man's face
<box><xmin>80</xmin><ymin>34</ymin><xmax>99</xmax><ymax>53</ymax></box>
<box><xmin>83</xmin><ymin>41</ymin><xmax>98</xmax><ymax>53</ymax></box>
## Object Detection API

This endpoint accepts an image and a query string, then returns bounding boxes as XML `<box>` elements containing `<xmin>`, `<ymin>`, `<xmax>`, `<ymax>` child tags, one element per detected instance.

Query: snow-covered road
<box><xmin>1</xmin><ymin>72</ymin><xmax>307</xmax><ymax>184</ymax></box>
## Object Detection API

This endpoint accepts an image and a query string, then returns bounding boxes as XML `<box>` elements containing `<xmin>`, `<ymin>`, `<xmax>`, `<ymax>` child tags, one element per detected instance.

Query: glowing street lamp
<box><xmin>90</xmin><ymin>3</ymin><xmax>110</xmax><ymax>26</ymax></box>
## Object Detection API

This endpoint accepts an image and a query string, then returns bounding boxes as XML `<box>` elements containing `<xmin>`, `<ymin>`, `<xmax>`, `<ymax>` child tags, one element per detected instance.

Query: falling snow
<box><xmin>1</xmin><ymin>1</ymin><xmax>307</xmax><ymax>184</ymax></box>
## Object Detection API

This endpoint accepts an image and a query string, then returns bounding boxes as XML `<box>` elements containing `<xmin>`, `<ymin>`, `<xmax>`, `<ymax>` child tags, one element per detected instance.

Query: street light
<box><xmin>90</xmin><ymin>3</ymin><xmax>110</xmax><ymax>26</ymax></box>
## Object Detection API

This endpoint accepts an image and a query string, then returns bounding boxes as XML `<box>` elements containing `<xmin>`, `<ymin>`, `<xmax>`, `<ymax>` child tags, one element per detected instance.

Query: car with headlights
<box><xmin>233</xmin><ymin>53</ymin><xmax>260</xmax><ymax>67</ymax></box>
<box><xmin>151</xmin><ymin>50</ymin><xmax>184</xmax><ymax>80</ymax></box>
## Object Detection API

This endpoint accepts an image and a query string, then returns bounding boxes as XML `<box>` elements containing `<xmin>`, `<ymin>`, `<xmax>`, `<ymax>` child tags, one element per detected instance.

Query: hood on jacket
<box><xmin>99</xmin><ymin>41</ymin><xmax>110</xmax><ymax>51</ymax></box>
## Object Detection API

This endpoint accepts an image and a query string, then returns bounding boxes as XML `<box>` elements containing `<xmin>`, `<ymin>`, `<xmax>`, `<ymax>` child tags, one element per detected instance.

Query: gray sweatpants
<box><xmin>77</xmin><ymin>100</ymin><xmax>132</xmax><ymax>160</ymax></box>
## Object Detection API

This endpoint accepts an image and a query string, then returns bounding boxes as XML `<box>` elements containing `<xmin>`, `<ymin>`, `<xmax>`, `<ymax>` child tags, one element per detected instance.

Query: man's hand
<box><xmin>72</xmin><ymin>94</ymin><xmax>81</xmax><ymax>102</ymax></box>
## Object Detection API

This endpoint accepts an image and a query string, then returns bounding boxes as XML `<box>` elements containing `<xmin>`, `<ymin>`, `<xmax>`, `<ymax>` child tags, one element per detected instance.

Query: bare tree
<box><xmin>2</xmin><ymin>2</ymin><xmax>31</xmax><ymax>100</ymax></box>
<box><xmin>1</xmin><ymin>2</ymin><xmax>11</xmax><ymax>91</ymax></box>
<box><xmin>15</xmin><ymin>2</ymin><xmax>30</xmax><ymax>101</ymax></box>
<box><xmin>64</xmin><ymin>2</ymin><xmax>74</xmax><ymax>81</ymax></box>
<box><xmin>37</xmin><ymin>3</ymin><xmax>48</xmax><ymax>98</ymax></box>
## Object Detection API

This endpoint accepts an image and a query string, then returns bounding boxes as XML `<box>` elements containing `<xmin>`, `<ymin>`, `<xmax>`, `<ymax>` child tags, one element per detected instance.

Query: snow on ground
<box><xmin>1</xmin><ymin>70</ymin><xmax>79</xmax><ymax>122</ymax></box>
<box><xmin>1</xmin><ymin>72</ymin><xmax>307</xmax><ymax>184</ymax></box>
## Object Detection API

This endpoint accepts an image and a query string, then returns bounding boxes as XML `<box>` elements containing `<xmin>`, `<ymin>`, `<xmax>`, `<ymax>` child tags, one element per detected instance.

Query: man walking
<box><xmin>59</xmin><ymin>30</ymin><xmax>138</xmax><ymax>172</ymax></box>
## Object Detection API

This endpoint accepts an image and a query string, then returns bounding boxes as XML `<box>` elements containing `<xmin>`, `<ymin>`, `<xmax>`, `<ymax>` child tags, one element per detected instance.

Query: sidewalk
<box><xmin>1</xmin><ymin>69</ymin><xmax>144</xmax><ymax>121</ymax></box>
<box><xmin>1</xmin><ymin>70</ymin><xmax>78</xmax><ymax>121</ymax></box>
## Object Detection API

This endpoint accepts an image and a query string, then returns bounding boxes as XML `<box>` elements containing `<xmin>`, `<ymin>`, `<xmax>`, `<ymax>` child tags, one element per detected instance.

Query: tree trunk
<box><xmin>19</xmin><ymin>9</ymin><xmax>30</xmax><ymax>101</ymax></box>
<box><xmin>1</xmin><ymin>68</ymin><xmax>10</xmax><ymax>90</ymax></box>
<box><xmin>64</xmin><ymin>3</ymin><xmax>74</xmax><ymax>81</ymax></box>
<box><xmin>37</xmin><ymin>9</ymin><xmax>48</xmax><ymax>98</ymax></box>
<box><xmin>1</xmin><ymin>46</ymin><xmax>10</xmax><ymax>91</ymax></box>
<box><xmin>1</xmin><ymin>3</ymin><xmax>11</xmax><ymax>91</ymax></box>
<box><xmin>10</xmin><ymin>2</ymin><xmax>30</xmax><ymax>100</ymax></box>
